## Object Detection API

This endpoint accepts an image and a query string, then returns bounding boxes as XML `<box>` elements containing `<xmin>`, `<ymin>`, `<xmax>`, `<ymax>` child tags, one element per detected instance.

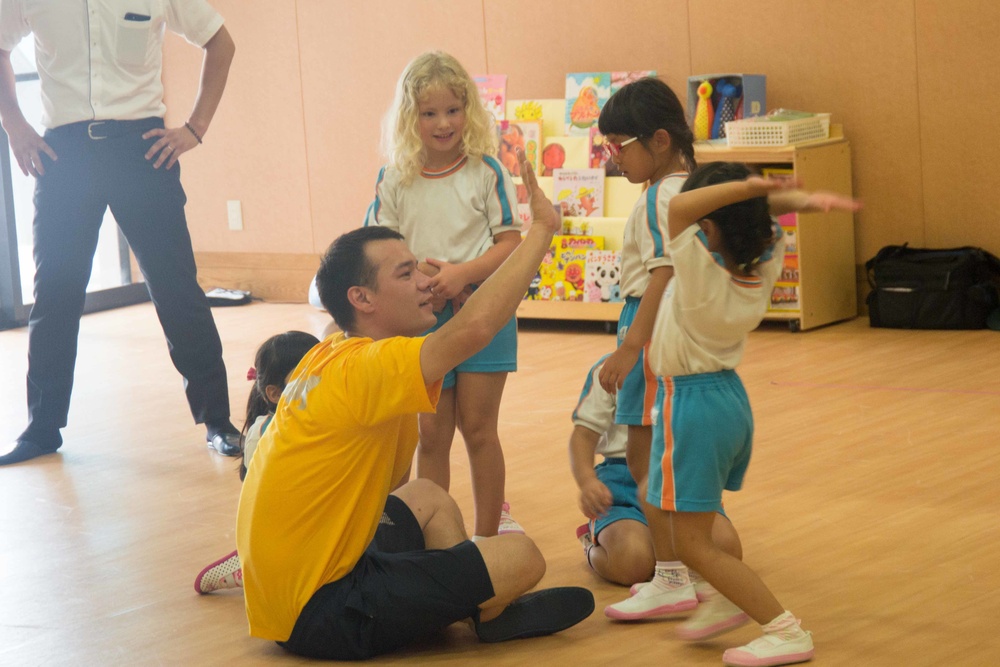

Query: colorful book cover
<box><xmin>474</xmin><ymin>74</ymin><xmax>507</xmax><ymax>121</ymax></box>
<box><xmin>553</xmin><ymin>168</ymin><xmax>604</xmax><ymax>218</ymax></box>
<box><xmin>611</xmin><ymin>70</ymin><xmax>657</xmax><ymax>93</ymax></box>
<box><xmin>565</xmin><ymin>72</ymin><xmax>611</xmax><ymax>136</ymax></box>
<box><xmin>769</xmin><ymin>285</ymin><xmax>800</xmax><ymax>312</ymax></box>
<box><xmin>562</xmin><ymin>216</ymin><xmax>592</xmax><ymax>236</ymax></box>
<box><xmin>589</xmin><ymin>127</ymin><xmax>623</xmax><ymax>177</ymax></box>
<box><xmin>583</xmin><ymin>249</ymin><xmax>623</xmax><ymax>303</ymax></box>
<box><xmin>541</xmin><ymin>136</ymin><xmax>589</xmax><ymax>175</ymax></box>
<box><xmin>497</xmin><ymin>120</ymin><xmax>542</xmax><ymax>177</ymax></box>
<box><xmin>514</xmin><ymin>181</ymin><xmax>531</xmax><ymax>227</ymax></box>
<box><xmin>526</xmin><ymin>235</ymin><xmax>603</xmax><ymax>301</ymax></box>
<box><xmin>511</xmin><ymin>100</ymin><xmax>544</xmax><ymax>121</ymax></box>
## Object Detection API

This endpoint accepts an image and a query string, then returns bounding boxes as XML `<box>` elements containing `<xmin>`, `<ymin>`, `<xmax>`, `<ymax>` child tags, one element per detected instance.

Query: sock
<box><xmin>471</xmin><ymin>535</ymin><xmax>486</xmax><ymax>543</ymax></box>
<box><xmin>763</xmin><ymin>610</ymin><xmax>806</xmax><ymax>638</ymax></box>
<box><xmin>650</xmin><ymin>560</ymin><xmax>690</xmax><ymax>591</ymax></box>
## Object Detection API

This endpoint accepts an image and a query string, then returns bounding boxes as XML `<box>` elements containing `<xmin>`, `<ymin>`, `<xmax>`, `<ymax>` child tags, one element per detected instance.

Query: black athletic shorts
<box><xmin>279</xmin><ymin>495</ymin><xmax>495</xmax><ymax>660</ymax></box>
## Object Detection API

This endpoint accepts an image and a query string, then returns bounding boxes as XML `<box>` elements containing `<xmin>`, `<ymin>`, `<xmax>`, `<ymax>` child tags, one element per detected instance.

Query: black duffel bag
<box><xmin>865</xmin><ymin>245</ymin><xmax>1000</xmax><ymax>329</ymax></box>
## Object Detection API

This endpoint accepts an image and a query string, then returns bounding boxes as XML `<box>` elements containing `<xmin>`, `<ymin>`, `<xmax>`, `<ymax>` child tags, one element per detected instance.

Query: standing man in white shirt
<box><xmin>0</xmin><ymin>1</ymin><xmax>238</xmax><ymax>466</ymax></box>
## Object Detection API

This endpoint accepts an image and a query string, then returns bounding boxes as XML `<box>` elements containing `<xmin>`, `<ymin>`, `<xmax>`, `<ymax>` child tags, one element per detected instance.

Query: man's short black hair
<box><xmin>316</xmin><ymin>226</ymin><xmax>405</xmax><ymax>331</ymax></box>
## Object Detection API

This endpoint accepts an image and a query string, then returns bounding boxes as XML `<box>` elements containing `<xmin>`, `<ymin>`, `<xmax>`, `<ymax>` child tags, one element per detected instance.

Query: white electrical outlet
<box><xmin>227</xmin><ymin>200</ymin><xmax>243</xmax><ymax>231</ymax></box>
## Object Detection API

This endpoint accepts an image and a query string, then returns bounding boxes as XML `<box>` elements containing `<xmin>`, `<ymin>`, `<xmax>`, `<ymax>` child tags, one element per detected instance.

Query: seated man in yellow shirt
<box><xmin>236</xmin><ymin>150</ymin><xmax>594</xmax><ymax>660</ymax></box>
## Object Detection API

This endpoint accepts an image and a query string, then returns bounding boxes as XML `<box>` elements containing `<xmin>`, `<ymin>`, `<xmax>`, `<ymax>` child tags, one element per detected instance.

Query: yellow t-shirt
<box><xmin>235</xmin><ymin>332</ymin><xmax>442</xmax><ymax>641</ymax></box>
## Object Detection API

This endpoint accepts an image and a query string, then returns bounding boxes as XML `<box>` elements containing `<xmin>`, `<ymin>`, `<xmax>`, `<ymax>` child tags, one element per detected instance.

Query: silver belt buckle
<box><xmin>87</xmin><ymin>121</ymin><xmax>107</xmax><ymax>140</ymax></box>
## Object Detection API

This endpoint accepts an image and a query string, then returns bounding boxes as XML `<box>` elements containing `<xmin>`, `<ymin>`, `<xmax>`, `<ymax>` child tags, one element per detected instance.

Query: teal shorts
<box><xmin>590</xmin><ymin>457</ymin><xmax>647</xmax><ymax>539</ymax></box>
<box><xmin>647</xmin><ymin>370</ymin><xmax>753</xmax><ymax>513</ymax></box>
<box><xmin>425</xmin><ymin>301</ymin><xmax>517</xmax><ymax>390</ymax></box>
<box><xmin>614</xmin><ymin>296</ymin><xmax>657</xmax><ymax>426</ymax></box>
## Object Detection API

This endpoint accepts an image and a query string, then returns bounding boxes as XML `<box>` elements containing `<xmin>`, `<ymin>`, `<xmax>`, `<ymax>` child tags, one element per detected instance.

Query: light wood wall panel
<box><xmin>162</xmin><ymin>1</ymin><xmax>314</xmax><ymax>255</ymax></box>
<box><xmin>687</xmin><ymin>0</ymin><xmax>924</xmax><ymax>265</ymax></box>
<box><xmin>296</xmin><ymin>0</ymin><xmax>490</xmax><ymax>251</ymax></box>
<box><xmin>916</xmin><ymin>0</ymin><xmax>1000</xmax><ymax>250</ymax></box>
<box><xmin>483</xmin><ymin>0</ymin><xmax>691</xmax><ymax>100</ymax></box>
<box><xmin>161</xmin><ymin>1</ymin><xmax>1000</xmax><ymax>299</ymax></box>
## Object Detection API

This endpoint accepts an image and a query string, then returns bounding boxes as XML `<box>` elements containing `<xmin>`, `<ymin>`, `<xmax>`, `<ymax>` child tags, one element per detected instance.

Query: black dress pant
<box><xmin>22</xmin><ymin>117</ymin><xmax>229</xmax><ymax>446</ymax></box>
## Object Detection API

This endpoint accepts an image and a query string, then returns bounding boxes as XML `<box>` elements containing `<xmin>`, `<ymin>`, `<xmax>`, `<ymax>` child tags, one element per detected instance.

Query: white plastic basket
<box><xmin>725</xmin><ymin>113</ymin><xmax>830</xmax><ymax>147</ymax></box>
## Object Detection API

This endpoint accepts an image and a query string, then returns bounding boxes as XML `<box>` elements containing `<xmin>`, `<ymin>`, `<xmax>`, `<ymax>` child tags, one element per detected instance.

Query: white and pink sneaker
<box><xmin>194</xmin><ymin>550</ymin><xmax>243</xmax><ymax>594</ymax></box>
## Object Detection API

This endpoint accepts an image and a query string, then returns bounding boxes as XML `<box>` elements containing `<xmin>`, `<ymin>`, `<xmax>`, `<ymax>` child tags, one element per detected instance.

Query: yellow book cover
<box><xmin>526</xmin><ymin>235</ymin><xmax>604</xmax><ymax>301</ymax></box>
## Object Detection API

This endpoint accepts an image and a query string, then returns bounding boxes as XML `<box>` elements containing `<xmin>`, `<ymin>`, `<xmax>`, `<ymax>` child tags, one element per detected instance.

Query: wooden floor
<box><xmin>1</xmin><ymin>303</ymin><xmax>999</xmax><ymax>666</ymax></box>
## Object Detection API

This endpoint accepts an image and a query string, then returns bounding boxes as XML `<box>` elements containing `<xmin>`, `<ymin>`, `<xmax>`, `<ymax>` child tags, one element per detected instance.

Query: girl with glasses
<box><xmin>592</xmin><ymin>76</ymin><xmax>696</xmax><ymax>558</ymax></box>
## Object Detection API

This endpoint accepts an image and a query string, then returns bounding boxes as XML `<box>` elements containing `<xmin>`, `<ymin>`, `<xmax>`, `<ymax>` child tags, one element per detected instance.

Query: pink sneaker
<box><xmin>723</xmin><ymin>611</ymin><xmax>814</xmax><ymax>667</ymax></box>
<box><xmin>194</xmin><ymin>550</ymin><xmax>243</xmax><ymax>594</ymax></box>
<box><xmin>677</xmin><ymin>591</ymin><xmax>749</xmax><ymax>641</ymax></box>
<box><xmin>631</xmin><ymin>578</ymin><xmax>713</xmax><ymax>602</ymax></box>
<box><xmin>604</xmin><ymin>582</ymin><xmax>697</xmax><ymax>620</ymax></box>
<box><xmin>498</xmin><ymin>502</ymin><xmax>525</xmax><ymax>534</ymax></box>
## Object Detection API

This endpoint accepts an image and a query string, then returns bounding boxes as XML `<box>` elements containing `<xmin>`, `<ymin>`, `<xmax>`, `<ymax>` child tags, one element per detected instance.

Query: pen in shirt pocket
<box><xmin>124</xmin><ymin>12</ymin><xmax>151</xmax><ymax>21</ymax></box>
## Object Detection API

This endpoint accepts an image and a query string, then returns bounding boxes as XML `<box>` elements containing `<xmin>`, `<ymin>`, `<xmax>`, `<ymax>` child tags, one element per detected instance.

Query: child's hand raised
<box><xmin>517</xmin><ymin>147</ymin><xmax>560</xmax><ymax>235</ymax></box>
<box><xmin>801</xmin><ymin>191</ymin><xmax>863</xmax><ymax>213</ymax></box>
<box><xmin>745</xmin><ymin>174</ymin><xmax>801</xmax><ymax>195</ymax></box>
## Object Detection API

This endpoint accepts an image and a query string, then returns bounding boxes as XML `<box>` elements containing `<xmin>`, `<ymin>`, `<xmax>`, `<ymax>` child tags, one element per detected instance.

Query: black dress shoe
<box><xmin>207</xmin><ymin>431</ymin><xmax>242</xmax><ymax>457</ymax></box>
<box><xmin>474</xmin><ymin>586</ymin><xmax>595</xmax><ymax>642</ymax></box>
<box><xmin>0</xmin><ymin>440</ymin><xmax>61</xmax><ymax>466</ymax></box>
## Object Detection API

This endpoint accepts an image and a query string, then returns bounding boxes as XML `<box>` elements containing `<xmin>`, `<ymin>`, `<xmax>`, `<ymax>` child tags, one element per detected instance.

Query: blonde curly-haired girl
<box><xmin>365</xmin><ymin>51</ymin><xmax>524</xmax><ymax>539</ymax></box>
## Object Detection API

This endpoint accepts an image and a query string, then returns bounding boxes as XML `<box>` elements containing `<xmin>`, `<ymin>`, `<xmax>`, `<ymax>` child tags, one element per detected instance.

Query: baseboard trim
<box><xmin>194</xmin><ymin>252</ymin><xmax>319</xmax><ymax>303</ymax></box>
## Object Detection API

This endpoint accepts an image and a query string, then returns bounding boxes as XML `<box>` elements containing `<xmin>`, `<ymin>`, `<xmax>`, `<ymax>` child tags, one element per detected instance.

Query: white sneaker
<box><xmin>677</xmin><ymin>591</ymin><xmax>749</xmax><ymax>641</ymax></box>
<box><xmin>498</xmin><ymin>502</ymin><xmax>525</xmax><ymax>535</ymax></box>
<box><xmin>630</xmin><ymin>578</ymin><xmax>713</xmax><ymax>602</ymax></box>
<box><xmin>723</xmin><ymin>620</ymin><xmax>814</xmax><ymax>667</ymax></box>
<box><xmin>605</xmin><ymin>582</ymin><xmax>697</xmax><ymax>620</ymax></box>
<box><xmin>194</xmin><ymin>550</ymin><xmax>243</xmax><ymax>594</ymax></box>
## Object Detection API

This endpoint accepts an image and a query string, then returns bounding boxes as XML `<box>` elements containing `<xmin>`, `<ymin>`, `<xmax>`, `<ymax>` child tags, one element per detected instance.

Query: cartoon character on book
<box><xmin>579</xmin><ymin>187</ymin><xmax>599</xmax><ymax>216</ymax></box>
<box><xmin>542</xmin><ymin>143</ymin><xmax>566</xmax><ymax>176</ymax></box>
<box><xmin>499</xmin><ymin>123</ymin><xmax>525</xmax><ymax>176</ymax></box>
<box><xmin>565</xmin><ymin>262</ymin><xmax>585</xmax><ymax>295</ymax></box>
<box><xmin>570</xmin><ymin>86</ymin><xmax>601</xmax><ymax>129</ymax></box>
<box><xmin>586</xmin><ymin>251</ymin><xmax>622</xmax><ymax>303</ymax></box>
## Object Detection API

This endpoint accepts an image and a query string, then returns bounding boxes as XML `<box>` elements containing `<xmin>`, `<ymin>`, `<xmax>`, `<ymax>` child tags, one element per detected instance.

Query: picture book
<box><xmin>526</xmin><ymin>235</ymin><xmax>604</xmax><ymax>302</ymax></box>
<box><xmin>611</xmin><ymin>70</ymin><xmax>657</xmax><ymax>93</ymax></box>
<box><xmin>507</xmin><ymin>98</ymin><xmax>565</xmax><ymax>137</ymax></box>
<box><xmin>541</xmin><ymin>135</ymin><xmax>589</xmax><ymax>175</ymax></box>
<box><xmin>583</xmin><ymin>249</ymin><xmax>623</xmax><ymax>303</ymax></box>
<box><xmin>553</xmin><ymin>168</ymin><xmax>604</xmax><ymax>218</ymax></box>
<box><xmin>589</xmin><ymin>127</ymin><xmax>623</xmax><ymax>177</ymax></box>
<box><xmin>474</xmin><ymin>74</ymin><xmax>507</xmax><ymax>121</ymax></box>
<box><xmin>497</xmin><ymin>120</ymin><xmax>542</xmax><ymax>177</ymax></box>
<box><xmin>769</xmin><ymin>285</ymin><xmax>800</xmax><ymax>312</ymax></box>
<box><xmin>778</xmin><ymin>212</ymin><xmax>797</xmax><ymax>253</ymax></box>
<box><xmin>511</xmin><ymin>100</ymin><xmax>543</xmax><ymax>121</ymax></box>
<box><xmin>514</xmin><ymin>181</ymin><xmax>531</xmax><ymax>227</ymax></box>
<box><xmin>565</xmin><ymin>72</ymin><xmax>611</xmax><ymax>136</ymax></box>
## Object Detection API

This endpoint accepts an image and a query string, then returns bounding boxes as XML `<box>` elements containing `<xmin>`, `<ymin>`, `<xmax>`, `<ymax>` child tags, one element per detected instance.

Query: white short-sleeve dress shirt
<box><xmin>0</xmin><ymin>0</ymin><xmax>223</xmax><ymax>128</ymax></box>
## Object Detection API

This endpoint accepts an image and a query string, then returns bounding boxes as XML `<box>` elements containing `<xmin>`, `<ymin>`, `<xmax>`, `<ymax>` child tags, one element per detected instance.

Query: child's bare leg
<box><xmin>625</xmin><ymin>425</ymin><xmax>651</xmax><ymax>494</ymax></box>
<box><xmin>711</xmin><ymin>512</ymin><xmax>742</xmax><ymax>560</ymax></box>
<box><xmin>670</xmin><ymin>510</ymin><xmax>783</xmax><ymax>624</ymax></box>
<box><xmin>589</xmin><ymin>519</ymin><xmax>654</xmax><ymax>586</ymax></box>
<box><xmin>456</xmin><ymin>372</ymin><xmax>508</xmax><ymax>537</ymax></box>
<box><xmin>416</xmin><ymin>387</ymin><xmax>457</xmax><ymax>491</ymax></box>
